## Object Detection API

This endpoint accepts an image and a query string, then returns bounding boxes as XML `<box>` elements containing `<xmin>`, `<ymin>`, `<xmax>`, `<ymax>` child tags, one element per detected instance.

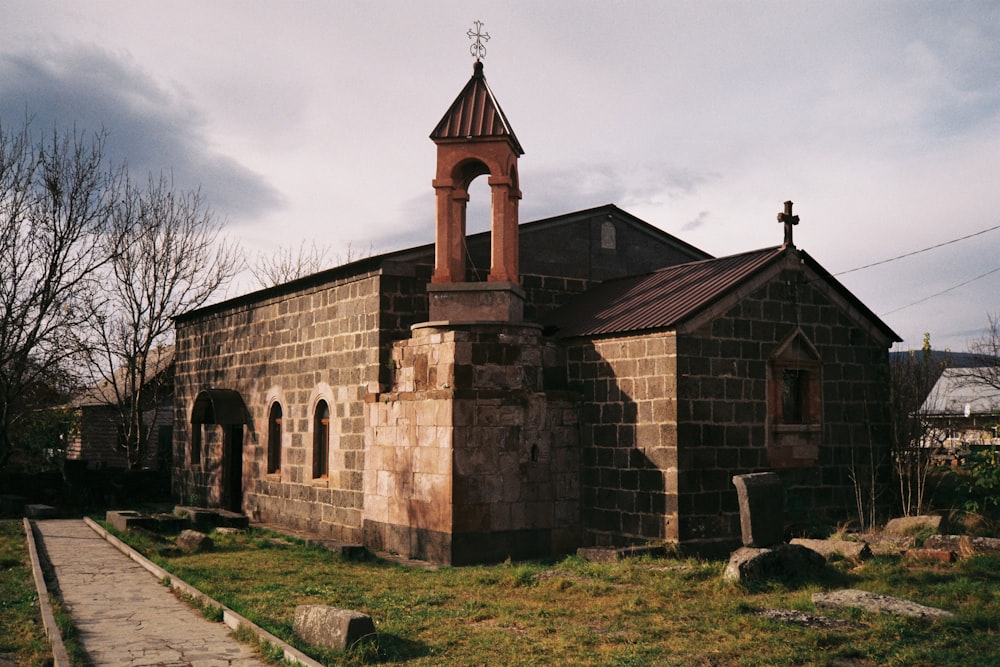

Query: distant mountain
<box><xmin>889</xmin><ymin>350</ymin><xmax>987</xmax><ymax>368</ymax></box>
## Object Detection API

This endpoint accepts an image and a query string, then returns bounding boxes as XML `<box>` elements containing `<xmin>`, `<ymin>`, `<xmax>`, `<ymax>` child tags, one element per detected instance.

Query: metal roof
<box><xmin>542</xmin><ymin>247</ymin><xmax>786</xmax><ymax>338</ymax></box>
<box><xmin>430</xmin><ymin>60</ymin><xmax>524</xmax><ymax>155</ymax></box>
<box><xmin>920</xmin><ymin>368</ymin><xmax>1000</xmax><ymax>416</ymax></box>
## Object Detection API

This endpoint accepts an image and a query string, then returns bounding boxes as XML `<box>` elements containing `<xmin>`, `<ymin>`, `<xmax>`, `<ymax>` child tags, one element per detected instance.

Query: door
<box><xmin>224</xmin><ymin>424</ymin><xmax>244</xmax><ymax>512</ymax></box>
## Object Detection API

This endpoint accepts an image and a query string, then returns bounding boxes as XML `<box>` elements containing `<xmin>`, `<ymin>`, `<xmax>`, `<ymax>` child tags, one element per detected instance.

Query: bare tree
<box><xmin>248</xmin><ymin>240</ymin><xmax>374</xmax><ymax>289</ymax></box>
<box><xmin>85</xmin><ymin>173</ymin><xmax>241</xmax><ymax>469</ymax></box>
<box><xmin>964</xmin><ymin>313</ymin><xmax>1000</xmax><ymax>390</ymax></box>
<box><xmin>889</xmin><ymin>334</ymin><xmax>949</xmax><ymax>516</ymax></box>
<box><xmin>0</xmin><ymin>119</ymin><xmax>116</xmax><ymax>469</ymax></box>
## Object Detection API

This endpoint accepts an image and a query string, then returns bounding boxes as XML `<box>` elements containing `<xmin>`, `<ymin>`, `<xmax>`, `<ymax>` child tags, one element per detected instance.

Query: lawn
<box><xmin>106</xmin><ymin>526</ymin><xmax>1000</xmax><ymax>667</ymax></box>
<box><xmin>0</xmin><ymin>520</ymin><xmax>52</xmax><ymax>667</ymax></box>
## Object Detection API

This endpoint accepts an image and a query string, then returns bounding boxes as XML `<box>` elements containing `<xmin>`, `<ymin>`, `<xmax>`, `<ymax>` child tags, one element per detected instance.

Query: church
<box><xmin>172</xmin><ymin>57</ymin><xmax>899</xmax><ymax>564</ymax></box>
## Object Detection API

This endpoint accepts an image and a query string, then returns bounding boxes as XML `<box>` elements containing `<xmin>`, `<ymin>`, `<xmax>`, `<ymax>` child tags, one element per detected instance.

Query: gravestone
<box><xmin>293</xmin><ymin>605</ymin><xmax>376</xmax><ymax>650</ymax></box>
<box><xmin>732</xmin><ymin>472</ymin><xmax>783</xmax><ymax>547</ymax></box>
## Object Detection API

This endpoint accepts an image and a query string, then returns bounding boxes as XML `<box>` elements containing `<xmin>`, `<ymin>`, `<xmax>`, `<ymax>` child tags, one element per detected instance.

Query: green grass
<box><xmin>105</xmin><ymin>525</ymin><xmax>1000</xmax><ymax>666</ymax></box>
<box><xmin>0</xmin><ymin>520</ymin><xmax>52</xmax><ymax>666</ymax></box>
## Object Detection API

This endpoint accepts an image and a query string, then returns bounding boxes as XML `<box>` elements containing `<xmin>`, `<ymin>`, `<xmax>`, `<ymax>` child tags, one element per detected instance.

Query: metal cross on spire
<box><xmin>467</xmin><ymin>20</ymin><xmax>490</xmax><ymax>60</ymax></box>
<box><xmin>778</xmin><ymin>200</ymin><xmax>800</xmax><ymax>248</ymax></box>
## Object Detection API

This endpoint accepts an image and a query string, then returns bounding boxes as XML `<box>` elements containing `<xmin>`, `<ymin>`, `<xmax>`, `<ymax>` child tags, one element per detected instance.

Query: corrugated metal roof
<box><xmin>431</xmin><ymin>61</ymin><xmax>524</xmax><ymax>155</ymax></box>
<box><xmin>542</xmin><ymin>247</ymin><xmax>786</xmax><ymax>338</ymax></box>
<box><xmin>920</xmin><ymin>368</ymin><xmax>1000</xmax><ymax>416</ymax></box>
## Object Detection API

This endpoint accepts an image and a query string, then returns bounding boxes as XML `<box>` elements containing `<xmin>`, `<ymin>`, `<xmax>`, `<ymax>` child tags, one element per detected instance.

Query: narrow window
<box><xmin>313</xmin><ymin>400</ymin><xmax>330</xmax><ymax>479</ymax></box>
<box><xmin>190</xmin><ymin>424</ymin><xmax>202</xmax><ymax>466</ymax></box>
<box><xmin>601</xmin><ymin>220</ymin><xmax>617</xmax><ymax>250</ymax></box>
<box><xmin>267</xmin><ymin>403</ymin><xmax>282</xmax><ymax>475</ymax></box>
<box><xmin>781</xmin><ymin>369</ymin><xmax>808</xmax><ymax>424</ymax></box>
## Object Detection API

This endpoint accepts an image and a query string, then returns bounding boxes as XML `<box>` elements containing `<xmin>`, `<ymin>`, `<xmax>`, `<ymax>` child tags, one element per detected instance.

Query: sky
<box><xmin>2</xmin><ymin>1</ymin><xmax>998</xmax><ymax>352</ymax></box>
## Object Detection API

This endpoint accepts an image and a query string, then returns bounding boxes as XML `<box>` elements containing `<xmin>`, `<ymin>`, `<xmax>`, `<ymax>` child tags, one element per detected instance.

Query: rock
<box><xmin>732</xmin><ymin>473</ymin><xmax>784</xmax><ymax>547</ymax></box>
<box><xmin>924</xmin><ymin>534</ymin><xmax>1000</xmax><ymax>558</ymax></box>
<box><xmin>884</xmin><ymin>515</ymin><xmax>942</xmax><ymax>536</ymax></box>
<box><xmin>177</xmin><ymin>529</ymin><xmax>214</xmax><ymax>552</ymax></box>
<box><xmin>790</xmin><ymin>538</ymin><xmax>871</xmax><ymax>561</ymax></box>
<box><xmin>293</xmin><ymin>605</ymin><xmax>376</xmax><ymax>650</ymax></box>
<box><xmin>813</xmin><ymin>589</ymin><xmax>954</xmax><ymax>619</ymax></box>
<box><xmin>722</xmin><ymin>544</ymin><xmax>825</xmax><ymax>583</ymax></box>
<box><xmin>855</xmin><ymin>532</ymin><xmax>915</xmax><ymax>555</ymax></box>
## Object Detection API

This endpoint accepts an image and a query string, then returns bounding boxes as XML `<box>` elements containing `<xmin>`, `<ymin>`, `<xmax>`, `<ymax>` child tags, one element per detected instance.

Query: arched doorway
<box><xmin>191</xmin><ymin>389</ymin><xmax>251</xmax><ymax>512</ymax></box>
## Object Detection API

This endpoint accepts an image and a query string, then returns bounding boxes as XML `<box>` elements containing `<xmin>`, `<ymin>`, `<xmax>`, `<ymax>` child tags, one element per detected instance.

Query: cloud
<box><xmin>0</xmin><ymin>44</ymin><xmax>284</xmax><ymax>224</ymax></box>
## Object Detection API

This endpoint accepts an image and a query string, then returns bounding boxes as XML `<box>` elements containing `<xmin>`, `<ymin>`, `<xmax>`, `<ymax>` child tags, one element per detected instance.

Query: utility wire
<box><xmin>880</xmin><ymin>265</ymin><xmax>1000</xmax><ymax>316</ymax></box>
<box><xmin>835</xmin><ymin>223</ymin><xmax>1000</xmax><ymax>276</ymax></box>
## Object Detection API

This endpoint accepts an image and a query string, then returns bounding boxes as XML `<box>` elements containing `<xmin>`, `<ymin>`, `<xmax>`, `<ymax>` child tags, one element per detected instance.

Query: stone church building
<box><xmin>173</xmin><ymin>60</ymin><xmax>899</xmax><ymax>564</ymax></box>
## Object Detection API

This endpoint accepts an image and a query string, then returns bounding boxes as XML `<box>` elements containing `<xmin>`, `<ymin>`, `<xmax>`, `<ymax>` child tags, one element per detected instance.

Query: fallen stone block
<box><xmin>177</xmin><ymin>529</ymin><xmax>214</xmax><ymax>552</ymax></box>
<box><xmin>106</xmin><ymin>510</ymin><xmax>155</xmax><ymax>532</ymax></box>
<box><xmin>904</xmin><ymin>548</ymin><xmax>956</xmax><ymax>563</ymax></box>
<box><xmin>924</xmin><ymin>534</ymin><xmax>1000</xmax><ymax>558</ymax></box>
<box><xmin>25</xmin><ymin>504</ymin><xmax>57</xmax><ymax>519</ymax></box>
<box><xmin>813</xmin><ymin>589</ymin><xmax>954</xmax><ymax>619</ymax></box>
<box><xmin>293</xmin><ymin>605</ymin><xmax>376</xmax><ymax>650</ymax></box>
<box><xmin>722</xmin><ymin>544</ymin><xmax>825</xmax><ymax>583</ymax></box>
<box><xmin>855</xmin><ymin>532</ymin><xmax>915</xmax><ymax>556</ymax></box>
<box><xmin>153</xmin><ymin>513</ymin><xmax>186</xmax><ymax>534</ymax></box>
<box><xmin>305</xmin><ymin>538</ymin><xmax>369</xmax><ymax>560</ymax></box>
<box><xmin>884</xmin><ymin>515</ymin><xmax>942</xmax><ymax>536</ymax></box>
<box><xmin>577</xmin><ymin>544</ymin><xmax>668</xmax><ymax>562</ymax></box>
<box><xmin>790</xmin><ymin>538</ymin><xmax>871</xmax><ymax>561</ymax></box>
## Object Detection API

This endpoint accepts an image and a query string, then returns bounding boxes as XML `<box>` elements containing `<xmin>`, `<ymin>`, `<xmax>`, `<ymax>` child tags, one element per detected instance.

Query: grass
<box><xmin>101</xmin><ymin>525</ymin><xmax>1000</xmax><ymax>667</ymax></box>
<box><xmin>0</xmin><ymin>520</ymin><xmax>52</xmax><ymax>666</ymax></box>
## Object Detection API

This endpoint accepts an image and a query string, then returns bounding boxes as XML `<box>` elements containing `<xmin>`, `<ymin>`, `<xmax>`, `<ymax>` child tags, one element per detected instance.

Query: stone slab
<box><xmin>304</xmin><ymin>538</ymin><xmax>368</xmax><ymax>560</ymax></box>
<box><xmin>732</xmin><ymin>473</ymin><xmax>783</xmax><ymax>547</ymax></box>
<box><xmin>790</xmin><ymin>538</ymin><xmax>871</xmax><ymax>561</ymax></box>
<box><xmin>904</xmin><ymin>548</ymin><xmax>956</xmax><ymax>563</ymax></box>
<box><xmin>812</xmin><ymin>589</ymin><xmax>954</xmax><ymax>619</ymax></box>
<box><xmin>924</xmin><ymin>534</ymin><xmax>1000</xmax><ymax>557</ymax></box>
<box><xmin>883</xmin><ymin>515</ymin><xmax>942</xmax><ymax>536</ymax></box>
<box><xmin>293</xmin><ymin>605</ymin><xmax>376</xmax><ymax>650</ymax></box>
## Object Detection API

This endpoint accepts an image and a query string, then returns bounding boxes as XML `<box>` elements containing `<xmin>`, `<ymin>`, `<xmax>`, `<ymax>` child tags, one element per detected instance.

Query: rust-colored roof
<box><xmin>542</xmin><ymin>247</ymin><xmax>787</xmax><ymax>338</ymax></box>
<box><xmin>431</xmin><ymin>60</ymin><xmax>524</xmax><ymax>155</ymax></box>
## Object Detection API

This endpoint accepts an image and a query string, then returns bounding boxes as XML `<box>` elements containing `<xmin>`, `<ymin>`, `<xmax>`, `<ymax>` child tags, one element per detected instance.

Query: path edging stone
<box><xmin>81</xmin><ymin>516</ymin><xmax>322</xmax><ymax>667</ymax></box>
<box><xmin>22</xmin><ymin>518</ymin><xmax>72</xmax><ymax>667</ymax></box>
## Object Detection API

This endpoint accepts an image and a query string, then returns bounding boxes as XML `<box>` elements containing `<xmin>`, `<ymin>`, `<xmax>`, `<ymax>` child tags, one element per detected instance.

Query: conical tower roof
<box><xmin>430</xmin><ymin>60</ymin><xmax>524</xmax><ymax>155</ymax></box>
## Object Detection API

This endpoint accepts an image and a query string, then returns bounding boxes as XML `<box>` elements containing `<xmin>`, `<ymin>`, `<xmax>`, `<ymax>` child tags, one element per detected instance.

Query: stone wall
<box><xmin>567</xmin><ymin>262</ymin><xmax>892</xmax><ymax>553</ymax></box>
<box><xmin>365</xmin><ymin>323</ymin><xmax>580</xmax><ymax>564</ymax></box>
<box><xmin>173</xmin><ymin>271</ymin><xmax>385</xmax><ymax>542</ymax></box>
<box><xmin>566</xmin><ymin>333</ymin><xmax>680</xmax><ymax>547</ymax></box>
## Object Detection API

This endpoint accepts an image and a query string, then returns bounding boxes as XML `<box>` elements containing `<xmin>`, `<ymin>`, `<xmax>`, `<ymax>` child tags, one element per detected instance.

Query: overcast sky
<box><xmin>2</xmin><ymin>1</ymin><xmax>998</xmax><ymax>351</ymax></box>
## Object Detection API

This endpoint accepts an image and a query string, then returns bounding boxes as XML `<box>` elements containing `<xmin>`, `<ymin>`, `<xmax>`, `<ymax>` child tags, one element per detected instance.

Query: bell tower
<box><xmin>427</xmin><ymin>56</ymin><xmax>524</xmax><ymax>322</ymax></box>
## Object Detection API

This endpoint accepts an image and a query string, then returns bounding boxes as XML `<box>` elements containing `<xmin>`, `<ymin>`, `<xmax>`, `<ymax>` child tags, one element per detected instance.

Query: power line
<box><xmin>835</xmin><ymin>223</ymin><xmax>1000</xmax><ymax>276</ymax></box>
<box><xmin>880</xmin><ymin>265</ymin><xmax>1000</xmax><ymax>316</ymax></box>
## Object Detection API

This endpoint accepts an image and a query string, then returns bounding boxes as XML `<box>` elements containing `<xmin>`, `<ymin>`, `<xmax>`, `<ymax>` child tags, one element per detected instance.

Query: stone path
<box><xmin>34</xmin><ymin>519</ymin><xmax>266</xmax><ymax>666</ymax></box>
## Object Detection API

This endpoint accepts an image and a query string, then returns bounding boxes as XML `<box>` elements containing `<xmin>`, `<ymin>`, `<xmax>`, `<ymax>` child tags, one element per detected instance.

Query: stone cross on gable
<box><xmin>778</xmin><ymin>200</ymin><xmax>799</xmax><ymax>248</ymax></box>
<box><xmin>467</xmin><ymin>20</ymin><xmax>490</xmax><ymax>60</ymax></box>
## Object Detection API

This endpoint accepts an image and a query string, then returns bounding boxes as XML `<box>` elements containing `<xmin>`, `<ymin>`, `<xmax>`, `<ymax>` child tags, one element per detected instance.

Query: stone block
<box><xmin>25</xmin><ymin>504</ymin><xmax>58</xmax><ymax>519</ymax></box>
<box><xmin>106</xmin><ymin>510</ymin><xmax>155</xmax><ymax>532</ymax></box>
<box><xmin>294</xmin><ymin>605</ymin><xmax>376</xmax><ymax>651</ymax></box>
<box><xmin>924</xmin><ymin>534</ymin><xmax>1000</xmax><ymax>558</ymax></box>
<box><xmin>732</xmin><ymin>473</ymin><xmax>783</xmax><ymax>547</ymax></box>
<box><xmin>177</xmin><ymin>529</ymin><xmax>214</xmax><ymax>552</ymax></box>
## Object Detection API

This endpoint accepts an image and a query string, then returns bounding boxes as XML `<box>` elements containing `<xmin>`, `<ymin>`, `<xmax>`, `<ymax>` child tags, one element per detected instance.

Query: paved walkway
<box><xmin>34</xmin><ymin>519</ymin><xmax>266</xmax><ymax>666</ymax></box>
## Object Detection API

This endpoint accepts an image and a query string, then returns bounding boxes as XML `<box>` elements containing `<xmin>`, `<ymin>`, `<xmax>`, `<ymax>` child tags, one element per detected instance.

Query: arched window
<box><xmin>266</xmin><ymin>402</ymin><xmax>282</xmax><ymax>475</ymax></box>
<box><xmin>313</xmin><ymin>400</ymin><xmax>330</xmax><ymax>479</ymax></box>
